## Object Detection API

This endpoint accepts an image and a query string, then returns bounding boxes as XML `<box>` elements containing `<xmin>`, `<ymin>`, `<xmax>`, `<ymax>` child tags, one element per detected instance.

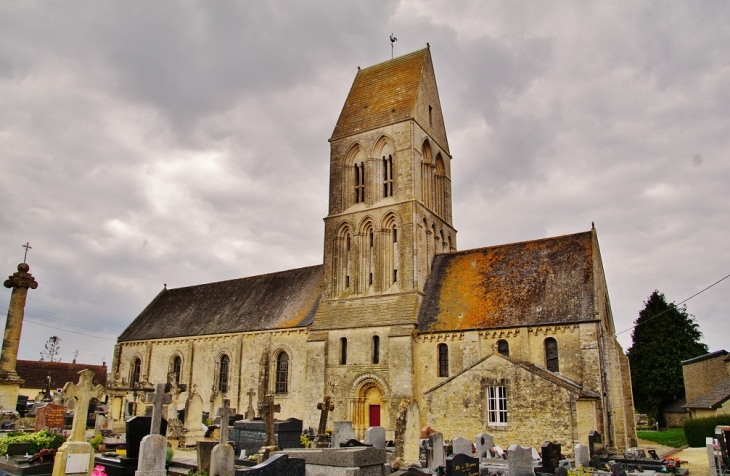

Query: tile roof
<box><xmin>330</xmin><ymin>48</ymin><xmax>430</xmax><ymax>141</ymax></box>
<box><xmin>16</xmin><ymin>360</ymin><xmax>107</xmax><ymax>390</ymax></box>
<box><xmin>117</xmin><ymin>265</ymin><xmax>322</xmax><ymax>342</ymax></box>
<box><xmin>684</xmin><ymin>377</ymin><xmax>730</xmax><ymax>409</ymax></box>
<box><xmin>418</xmin><ymin>231</ymin><xmax>596</xmax><ymax>332</ymax></box>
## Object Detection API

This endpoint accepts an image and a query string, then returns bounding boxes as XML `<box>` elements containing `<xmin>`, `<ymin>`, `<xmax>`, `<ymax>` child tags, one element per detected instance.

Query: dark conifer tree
<box><xmin>627</xmin><ymin>290</ymin><xmax>708</xmax><ymax>422</ymax></box>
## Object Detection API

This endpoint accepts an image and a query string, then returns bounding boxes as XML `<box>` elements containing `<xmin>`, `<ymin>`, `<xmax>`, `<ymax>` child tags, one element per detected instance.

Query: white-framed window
<box><xmin>487</xmin><ymin>385</ymin><xmax>507</xmax><ymax>426</ymax></box>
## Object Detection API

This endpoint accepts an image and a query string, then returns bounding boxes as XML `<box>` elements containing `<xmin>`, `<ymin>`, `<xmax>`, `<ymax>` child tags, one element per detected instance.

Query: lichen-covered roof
<box><xmin>418</xmin><ymin>231</ymin><xmax>596</xmax><ymax>332</ymax></box>
<box><xmin>118</xmin><ymin>265</ymin><xmax>322</xmax><ymax>342</ymax></box>
<box><xmin>330</xmin><ymin>48</ymin><xmax>429</xmax><ymax>141</ymax></box>
<box><xmin>684</xmin><ymin>377</ymin><xmax>730</xmax><ymax>409</ymax></box>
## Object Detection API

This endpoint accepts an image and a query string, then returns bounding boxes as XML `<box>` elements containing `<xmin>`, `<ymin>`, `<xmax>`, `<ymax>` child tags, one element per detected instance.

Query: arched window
<box><xmin>497</xmin><ymin>340</ymin><xmax>509</xmax><ymax>357</ymax></box>
<box><xmin>383</xmin><ymin>154</ymin><xmax>394</xmax><ymax>197</ymax></box>
<box><xmin>335</xmin><ymin>225</ymin><xmax>352</xmax><ymax>294</ymax></box>
<box><xmin>275</xmin><ymin>352</ymin><xmax>289</xmax><ymax>394</ymax></box>
<box><xmin>171</xmin><ymin>355</ymin><xmax>182</xmax><ymax>383</ymax></box>
<box><xmin>545</xmin><ymin>338</ymin><xmax>559</xmax><ymax>372</ymax></box>
<box><xmin>421</xmin><ymin>141</ymin><xmax>433</xmax><ymax>208</ymax></box>
<box><xmin>438</xmin><ymin>343</ymin><xmax>449</xmax><ymax>377</ymax></box>
<box><xmin>435</xmin><ymin>155</ymin><xmax>445</xmax><ymax>217</ymax></box>
<box><xmin>218</xmin><ymin>355</ymin><xmax>229</xmax><ymax>393</ymax></box>
<box><xmin>372</xmin><ymin>336</ymin><xmax>380</xmax><ymax>364</ymax></box>
<box><xmin>130</xmin><ymin>357</ymin><xmax>141</xmax><ymax>385</ymax></box>
<box><xmin>354</xmin><ymin>162</ymin><xmax>365</xmax><ymax>203</ymax></box>
<box><xmin>340</xmin><ymin>338</ymin><xmax>348</xmax><ymax>365</ymax></box>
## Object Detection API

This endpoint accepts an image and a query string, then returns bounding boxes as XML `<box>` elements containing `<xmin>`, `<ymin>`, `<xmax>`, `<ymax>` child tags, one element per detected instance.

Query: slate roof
<box><xmin>330</xmin><ymin>48</ymin><xmax>430</xmax><ymax>141</ymax></box>
<box><xmin>684</xmin><ymin>377</ymin><xmax>730</xmax><ymax>410</ymax></box>
<box><xmin>418</xmin><ymin>231</ymin><xmax>596</xmax><ymax>332</ymax></box>
<box><xmin>117</xmin><ymin>265</ymin><xmax>322</xmax><ymax>342</ymax></box>
<box><xmin>681</xmin><ymin>349</ymin><xmax>727</xmax><ymax>366</ymax></box>
<box><xmin>16</xmin><ymin>360</ymin><xmax>107</xmax><ymax>390</ymax></box>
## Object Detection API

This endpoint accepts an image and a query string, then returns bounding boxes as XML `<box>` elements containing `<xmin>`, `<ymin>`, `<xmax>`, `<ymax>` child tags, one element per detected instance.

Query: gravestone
<box><xmin>403</xmin><ymin>401</ymin><xmax>421</xmax><ymax>464</ymax></box>
<box><xmin>452</xmin><ymin>437</ymin><xmax>472</xmax><ymax>456</ymax></box>
<box><xmin>236</xmin><ymin>453</ymin><xmax>304</xmax><ymax>475</ymax></box>
<box><xmin>256</xmin><ymin>394</ymin><xmax>281</xmax><ymax>461</ymax></box>
<box><xmin>574</xmin><ymin>444</ymin><xmax>589</xmax><ymax>468</ymax></box>
<box><xmin>588</xmin><ymin>431</ymin><xmax>606</xmax><ymax>457</ymax></box>
<box><xmin>365</xmin><ymin>426</ymin><xmax>386</xmax><ymax>449</ymax></box>
<box><xmin>52</xmin><ymin>369</ymin><xmax>104</xmax><ymax>476</ymax></box>
<box><xmin>610</xmin><ymin>462</ymin><xmax>627</xmax><ymax>476</ymax></box>
<box><xmin>35</xmin><ymin>402</ymin><xmax>66</xmax><ymax>432</ymax></box>
<box><xmin>445</xmin><ymin>453</ymin><xmax>480</xmax><ymax>476</ymax></box>
<box><xmin>707</xmin><ymin>436</ymin><xmax>721</xmax><ymax>476</ymax></box>
<box><xmin>507</xmin><ymin>444</ymin><xmax>534</xmax><ymax>476</ymax></box>
<box><xmin>475</xmin><ymin>433</ymin><xmax>493</xmax><ymax>460</ymax></box>
<box><xmin>541</xmin><ymin>441</ymin><xmax>561</xmax><ymax>474</ymax></box>
<box><xmin>197</xmin><ymin>440</ymin><xmax>218</xmax><ymax>475</ymax></box>
<box><xmin>182</xmin><ymin>386</ymin><xmax>205</xmax><ymax>446</ymax></box>
<box><xmin>209</xmin><ymin>398</ymin><xmax>235</xmax><ymax>476</ymax></box>
<box><xmin>555</xmin><ymin>466</ymin><xmax>569</xmax><ymax>476</ymax></box>
<box><xmin>647</xmin><ymin>449</ymin><xmax>660</xmax><ymax>460</ymax></box>
<box><xmin>126</xmin><ymin>416</ymin><xmax>168</xmax><ymax>459</ymax></box>
<box><xmin>277</xmin><ymin>446</ymin><xmax>386</xmax><ymax>475</ymax></box>
<box><xmin>230</xmin><ymin>418</ymin><xmax>303</xmax><ymax>458</ymax></box>
<box><xmin>135</xmin><ymin>383</ymin><xmax>171</xmax><ymax>476</ymax></box>
<box><xmin>428</xmin><ymin>432</ymin><xmax>445</xmax><ymax>471</ymax></box>
<box><xmin>245</xmin><ymin>389</ymin><xmax>256</xmax><ymax>420</ymax></box>
<box><xmin>333</xmin><ymin>421</ymin><xmax>355</xmax><ymax>448</ymax></box>
<box><xmin>312</xmin><ymin>396</ymin><xmax>334</xmax><ymax>448</ymax></box>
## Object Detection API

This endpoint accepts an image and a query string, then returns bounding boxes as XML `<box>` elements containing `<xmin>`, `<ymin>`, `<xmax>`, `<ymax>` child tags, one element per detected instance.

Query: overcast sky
<box><xmin>1</xmin><ymin>1</ymin><xmax>728</xmax><ymax>367</ymax></box>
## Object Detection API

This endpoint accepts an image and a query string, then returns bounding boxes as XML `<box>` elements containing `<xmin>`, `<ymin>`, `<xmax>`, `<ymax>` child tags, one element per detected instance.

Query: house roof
<box><xmin>684</xmin><ymin>377</ymin><xmax>730</xmax><ymax>410</ymax></box>
<box><xmin>16</xmin><ymin>360</ymin><xmax>107</xmax><ymax>390</ymax></box>
<box><xmin>117</xmin><ymin>265</ymin><xmax>322</xmax><ymax>342</ymax></box>
<box><xmin>418</xmin><ymin>231</ymin><xmax>596</xmax><ymax>332</ymax></box>
<box><xmin>330</xmin><ymin>48</ymin><xmax>430</xmax><ymax>141</ymax></box>
<box><xmin>681</xmin><ymin>349</ymin><xmax>727</xmax><ymax>366</ymax></box>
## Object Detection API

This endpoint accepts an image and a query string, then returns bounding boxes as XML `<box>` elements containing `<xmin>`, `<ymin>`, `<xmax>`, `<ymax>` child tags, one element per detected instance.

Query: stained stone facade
<box><xmin>109</xmin><ymin>48</ymin><xmax>637</xmax><ymax>451</ymax></box>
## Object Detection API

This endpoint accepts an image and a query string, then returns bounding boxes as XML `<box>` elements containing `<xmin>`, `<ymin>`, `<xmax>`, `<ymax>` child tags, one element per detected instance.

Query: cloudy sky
<box><xmin>1</xmin><ymin>1</ymin><xmax>728</xmax><ymax>367</ymax></box>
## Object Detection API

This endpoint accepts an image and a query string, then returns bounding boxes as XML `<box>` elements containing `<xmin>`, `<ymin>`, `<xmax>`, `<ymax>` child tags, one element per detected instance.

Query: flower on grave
<box><xmin>92</xmin><ymin>465</ymin><xmax>107</xmax><ymax>476</ymax></box>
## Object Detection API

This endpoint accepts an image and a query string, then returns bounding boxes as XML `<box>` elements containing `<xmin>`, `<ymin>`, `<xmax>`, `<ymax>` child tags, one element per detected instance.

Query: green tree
<box><xmin>627</xmin><ymin>290</ymin><xmax>708</xmax><ymax>422</ymax></box>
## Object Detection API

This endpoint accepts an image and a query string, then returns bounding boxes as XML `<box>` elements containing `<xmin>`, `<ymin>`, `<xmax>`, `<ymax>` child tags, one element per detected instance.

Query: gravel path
<box><xmin>636</xmin><ymin>439</ymin><xmax>710</xmax><ymax>476</ymax></box>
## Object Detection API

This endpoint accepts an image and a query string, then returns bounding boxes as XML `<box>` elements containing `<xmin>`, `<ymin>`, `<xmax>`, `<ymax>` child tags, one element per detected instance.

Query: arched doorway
<box><xmin>350</xmin><ymin>375</ymin><xmax>389</xmax><ymax>439</ymax></box>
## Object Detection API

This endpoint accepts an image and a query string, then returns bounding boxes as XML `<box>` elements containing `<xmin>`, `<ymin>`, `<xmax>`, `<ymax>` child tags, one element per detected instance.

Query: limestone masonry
<box><xmin>108</xmin><ymin>47</ymin><xmax>637</xmax><ymax>451</ymax></box>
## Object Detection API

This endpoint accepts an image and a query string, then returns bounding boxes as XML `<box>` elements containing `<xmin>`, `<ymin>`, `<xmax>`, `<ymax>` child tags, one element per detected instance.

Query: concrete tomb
<box><xmin>236</xmin><ymin>453</ymin><xmax>305</xmax><ymax>476</ymax></box>
<box><xmin>451</xmin><ymin>437</ymin><xmax>472</xmax><ymax>456</ymax></box>
<box><xmin>427</xmin><ymin>432</ymin><xmax>445</xmax><ymax>472</ymax></box>
<box><xmin>278</xmin><ymin>447</ymin><xmax>386</xmax><ymax>476</ymax></box>
<box><xmin>333</xmin><ymin>421</ymin><xmax>355</xmax><ymax>448</ymax></box>
<box><xmin>365</xmin><ymin>426</ymin><xmax>386</xmax><ymax>450</ymax></box>
<box><xmin>507</xmin><ymin>444</ymin><xmax>534</xmax><ymax>476</ymax></box>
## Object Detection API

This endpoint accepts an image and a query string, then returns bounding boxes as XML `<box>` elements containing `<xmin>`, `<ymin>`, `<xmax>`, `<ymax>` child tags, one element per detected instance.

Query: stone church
<box><xmin>108</xmin><ymin>47</ymin><xmax>637</xmax><ymax>453</ymax></box>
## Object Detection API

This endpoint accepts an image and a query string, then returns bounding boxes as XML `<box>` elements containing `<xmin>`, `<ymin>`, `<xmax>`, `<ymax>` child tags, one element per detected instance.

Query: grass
<box><xmin>636</xmin><ymin>428</ymin><xmax>688</xmax><ymax>448</ymax></box>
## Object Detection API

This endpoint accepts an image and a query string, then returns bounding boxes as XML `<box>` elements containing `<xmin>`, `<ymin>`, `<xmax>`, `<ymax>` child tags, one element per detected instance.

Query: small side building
<box><xmin>682</xmin><ymin>350</ymin><xmax>730</xmax><ymax>418</ymax></box>
<box><xmin>16</xmin><ymin>360</ymin><xmax>108</xmax><ymax>404</ymax></box>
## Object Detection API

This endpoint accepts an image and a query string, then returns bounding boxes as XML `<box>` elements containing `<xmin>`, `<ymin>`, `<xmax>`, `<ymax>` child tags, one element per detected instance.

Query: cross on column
<box><xmin>258</xmin><ymin>394</ymin><xmax>280</xmax><ymax>448</ymax></box>
<box><xmin>245</xmin><ymin>388</ymin><xmax>256</xmax><ymax>419</ymax></box>
<box><xmin>217</xmin><ymin>398</ymin><xmax>234</xmax><ymax>444</ymax></box>
<box><xmin>21</xmin><ymin>242</ymin><xmax>32</xmax><ymax>263</ymax></box>
<box><xmin>62</xmin><ymin>369</ymin><xmax>104</xmax><ymax>442</ymax></box>
<box><xmin>144</xmin><ymin>382</ymin><xmax>172</xmax><ymax>435</ymax></box>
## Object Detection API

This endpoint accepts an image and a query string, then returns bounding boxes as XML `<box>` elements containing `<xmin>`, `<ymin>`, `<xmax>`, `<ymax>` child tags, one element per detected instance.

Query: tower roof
<box><xmin>331</xmin><ymin>48</ymin><xmax>441</xmax><ymax>143</ymax></box>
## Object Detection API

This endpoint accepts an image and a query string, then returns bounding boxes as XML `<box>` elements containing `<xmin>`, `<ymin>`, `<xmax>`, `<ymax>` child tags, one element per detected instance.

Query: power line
<box><xmin>22</xmin><ymin>318</ymin><xmax>117</xmax><ymax>341</ymax></box>
<box><xmin>616</xmin><ymin>272</ymin><xmax>730</xmax><ymax>336</ymax></box>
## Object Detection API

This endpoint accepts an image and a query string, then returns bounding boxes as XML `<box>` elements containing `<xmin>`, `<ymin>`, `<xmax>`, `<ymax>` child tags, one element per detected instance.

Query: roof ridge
<box><xmin>441</xmin><ymin>229</ymin><xmax>593</xmax><ymax>257</ymax></box>
<box><xmin>357</xmin><ymin>48</ymin><xmax>429</xmax><ymax>73</ymax></box>
<box><xmin>166</xmin><ymin>263</ymin><xmax>323</xmax><ymax>291</ymax></box>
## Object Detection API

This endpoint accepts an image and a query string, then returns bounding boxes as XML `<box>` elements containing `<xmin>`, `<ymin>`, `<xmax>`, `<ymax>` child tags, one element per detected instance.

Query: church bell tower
<box><xmin>312</xmin><ymin>47</ymin><xmax>456</xmax><ymax>331</ymax></box>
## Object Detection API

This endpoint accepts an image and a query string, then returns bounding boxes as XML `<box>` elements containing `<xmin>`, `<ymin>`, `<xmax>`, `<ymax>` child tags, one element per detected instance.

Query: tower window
<box><xmin>383</xmin><ymin>155</ymin><xmax>394</xmax><ymax>198</ymax></box>
<box><xmin>545</xmin><ymin>338</ymin><xmax>559</xmax><ymax>372</ymax></box>
<box><xmin>429</xmin><ymin>105</ymin><xmax>433</xmax><ymax>125</ymax></box>
<box><xmin>369</xmin><ymin>273</ymin><xmax>373</xmax><ymax>285</ymax></box>
<box><xmin>438</xmin><ymin>343</ymin><xmax>448</xmax><ymax>377</ymax></box>
<box><xmin>497</xmin><ymin>340</ymin><xmax>509</xmax><ymax>357</ymax></box>
<box><xmin>393</xmin><ymin>269</ymin><xmax>398</xmax><ymax>282</ymax></box>
<box><xmin>346</xmin><ymin>275</ymin><xmax>350</xmax><ymax>288</ymax></box>
<box><xmin>218</xmin><ymin>355</ymin><xmax>229</xmax><ymax>393</ymax></box>
<box><xmin>372</xmin><ymin>336</ymin><xmax>380</xmax><ymax>364</ymax></box>
<box><xmin>354</xmin><ymin>162</ymin><xmax>365</xmax><ymax>203</ymax></box>
<box><xmin>275</xmin><ymin>352</ymin><xmax>289</xmax><ymax>394</ymax></box>
<box><xmin>340</xmin><ymin>337</ymin><xmax>348</xmax><ymax>365</ymax></box>
<box><xmin>131</xmin><ymin>358</ymin><xmax>141</xmax><ymax>385</ymax></box>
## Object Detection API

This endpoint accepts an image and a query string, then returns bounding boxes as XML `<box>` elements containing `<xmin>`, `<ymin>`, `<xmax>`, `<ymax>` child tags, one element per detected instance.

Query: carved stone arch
<box><xmin>357</xmin><ymin>215</ymin><xmax>377</xmax><ymax>234</ymax></box>
<box><xmin>128</xmin><ymin>353</ymin><xmax>144</xmax><ymax>386</ymax></box>
<box><xmin>169</xmin><ymin>351</ymin><xmax>184</xmax><ymax>384</ymax></box>
<box><xmin>373</xmin><ymin>134</ymin><xmax>395</xmax><ymax>158</ymax></box>
<box><xmin>214</xmin><ymin>349</ymin><xmax>232</xmax><ymax>395</ymax></box>
<box><xmin>271</xmin><ymin>346</ymin><xmax>292</xmax><ymax>395</ymax></box>
<box><xmin>334</xmin><ymin>221</ymin><xmax>354</xmax><ymax>295</ymax></box>
<box><xmin>380</xmin><ymin>210</ymin><xmax>402</xmax><ymax>230</ymax></box>
<box><xmin>374</xmin><ymin>135</ymin><xmax>396</xmax><ymax>200</ymax></box>
<box><xmin>381</xmin><ymin>212</ymin><xmax>402</xmax><ymax>288</ymax></box>
<box><xmin>347</xmin><ymin>143</ymin><xmax>366</xmax><ymax>207</ymax></box>
<box><xmin>421</xmin><ymin>140</ymin><xmax>434</xmax><ymax>208</ymax></box>
<box><xmin>358</xmin><ymin>216</ymin><xmax>377</xmax><ymax>292</ymax></box>
<box><xmin>348</xmin><ymin>373</ymin><xmax>391</xmax><ymax>438</ymax></box>
<box><xmin>421</xmin><ymin>139</ymin><xmax>433</xmax><ymax>164</ymax></box>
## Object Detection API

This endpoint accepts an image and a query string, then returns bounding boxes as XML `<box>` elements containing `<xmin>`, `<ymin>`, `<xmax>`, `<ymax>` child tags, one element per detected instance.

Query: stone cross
<box><xmin>217</xmin><ymin>398</ymin><xmax>233</xmax><ymax>443</ymax></box>
<box><xmin>316</xmin><ymin>396</ymin><xmax>334</xmax><ymax>436</ymax></box>
<box><xmin>62</xmin><ymin>369</ymin><xmax>104</xmax><ymax>442</ymax></box>
<box><xmin>258</xmin><ymin>394</ymin><xmax>280</xmax><ymax>448</ymax></box>
<box><xmin>144</xmin><ymin>382</ymin><xmax>172</xmax><ymax>435</ymax></box>
<box><xmin>245</xmin><ymin>388</ymin><xmax>256</xmax><ymax>419</ymax></box>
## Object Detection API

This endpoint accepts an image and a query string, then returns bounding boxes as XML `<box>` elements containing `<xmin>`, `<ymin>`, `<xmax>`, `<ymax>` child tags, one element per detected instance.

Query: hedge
<box><xmin>0</xmin><ymin>429</ymin><xmax>66</xmax><ymax>456</ymax></box>
<box><xmin>683</xmin><ymin>415</ymin><xmax>730</xmax><ymax>447</ymax></box>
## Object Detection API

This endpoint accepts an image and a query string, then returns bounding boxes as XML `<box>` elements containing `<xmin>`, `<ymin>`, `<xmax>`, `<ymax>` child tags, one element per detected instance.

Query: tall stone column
<box><xmin>0</xmin><ymin>262</ymin><xmax>38</xmax><ymax>410</ymax></box>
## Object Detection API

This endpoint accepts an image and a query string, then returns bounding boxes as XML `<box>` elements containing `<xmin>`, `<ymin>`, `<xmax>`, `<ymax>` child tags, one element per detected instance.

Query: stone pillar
<box><xmin>0</xmin><ymin>263</ymin><xmax>37</xmax><ymax>410</ymax></box>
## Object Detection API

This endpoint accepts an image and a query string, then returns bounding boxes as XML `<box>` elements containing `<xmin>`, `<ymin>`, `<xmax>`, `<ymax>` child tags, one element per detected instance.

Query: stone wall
<box><xmin>682</xmin><ymin>353</ymin><xmax>730</xmax><ymax>403</ymax></box>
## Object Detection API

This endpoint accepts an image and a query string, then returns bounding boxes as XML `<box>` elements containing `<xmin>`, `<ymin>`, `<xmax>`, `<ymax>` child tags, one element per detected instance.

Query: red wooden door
<box><xmin>369</xmin><ymin>404</ymin><xmax>381</xmax><ymax>427</ymax></box>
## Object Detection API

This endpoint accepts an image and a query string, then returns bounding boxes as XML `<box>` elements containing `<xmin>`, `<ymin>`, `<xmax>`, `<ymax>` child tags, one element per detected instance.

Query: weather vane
<box><xmin>22</xmin><ymin>242</ymin><xmax>32</xmax><ymax>263</ymax></box>
<box><xmin>390</xmin><ymin>33</ymin><xmax>397</xmax><ymax>59</ymax></box>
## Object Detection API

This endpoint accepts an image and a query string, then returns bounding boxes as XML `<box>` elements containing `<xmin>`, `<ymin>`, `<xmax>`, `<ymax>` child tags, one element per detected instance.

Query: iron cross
<box><xmin>22</xmin><ymin>242</ymin><xmax>32</xmax><ymax>263</ymax></box>
<box><xmin>144</xmin><ymin>382</ymin><xmax>172</xmax><ymax>435</ymax></box>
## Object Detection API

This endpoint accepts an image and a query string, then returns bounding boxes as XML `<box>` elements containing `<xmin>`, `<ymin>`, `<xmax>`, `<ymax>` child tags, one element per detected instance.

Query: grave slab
<box><xmin>574</xmin><ymin>444</ymin><xmax>589</xmax><ymax>468</ymax></box>
<box><xmin>134</xmin><ymin>434</ymin><xmax>167</xmax><ymax>476</ymax></box>
<box><xmin>333</xmin><ymin>421</ymin><xmax>354</xmax><ymax>449</ymax></box>
<box><xmin>365</xmin><ymin>427</ymin><xmax>385</xmax><ymax>450</ymax></box>
<box><xmin>428</xmin><ymin>432</ymin><xmax>445</xmax><ymax>472</ymax></box>
<box><xmin>452</xmin><ymin>437</ymin><xmax>472</xmax><ymax>456</ymax></box>
<box><xmin>235</xmin><ymin>453</ymin><xmax>304</xmax><ymax>475</ymax></box>
<box><xmin>507</xmin><ymin>444</ymin><xmax>534</xmax><ymax>476</ymax></box>
<box><xmin>475</xmin><ymin>433</ymin><xmax>493</xmax><ymax>460</ymax></box>
<box><xmin>446</xmin><ymin>453</ymin><xmax>480</xmax><ymax>476</ymax></box>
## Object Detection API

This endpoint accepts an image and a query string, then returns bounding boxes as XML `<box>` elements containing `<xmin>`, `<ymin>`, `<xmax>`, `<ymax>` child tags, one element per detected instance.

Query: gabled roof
<box><xmin>424</xmin><ymin>352</ymin><xmax>599</xmax><ymax>398</ymax></box>
<box><xmin>117</xmin><ymin>265</ymin><xmax>322</xmax><ymax>342</ymax></box>
<box><xmin>681</xmin><ymin>349</ymin><xmax>727</xmax><ymax>366</ymax></box>
<box><xmin>16</xmin><ymin>360</ymin><xmax>107</xmax><ymax>390</ymax></box>
<box><xmin>684</xmin><ymin>377</ymin><xmax>730</xmax><ymax>410</ymax></box>
<box><xmin>330</xmin><ymin>48</ymin><xmax>431</xmax><ymax>141</ymax></box>
<box><xmin>418</xmin><ymin>231</ymin><xmax>596</xmax><ymax>332</ymax></box>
